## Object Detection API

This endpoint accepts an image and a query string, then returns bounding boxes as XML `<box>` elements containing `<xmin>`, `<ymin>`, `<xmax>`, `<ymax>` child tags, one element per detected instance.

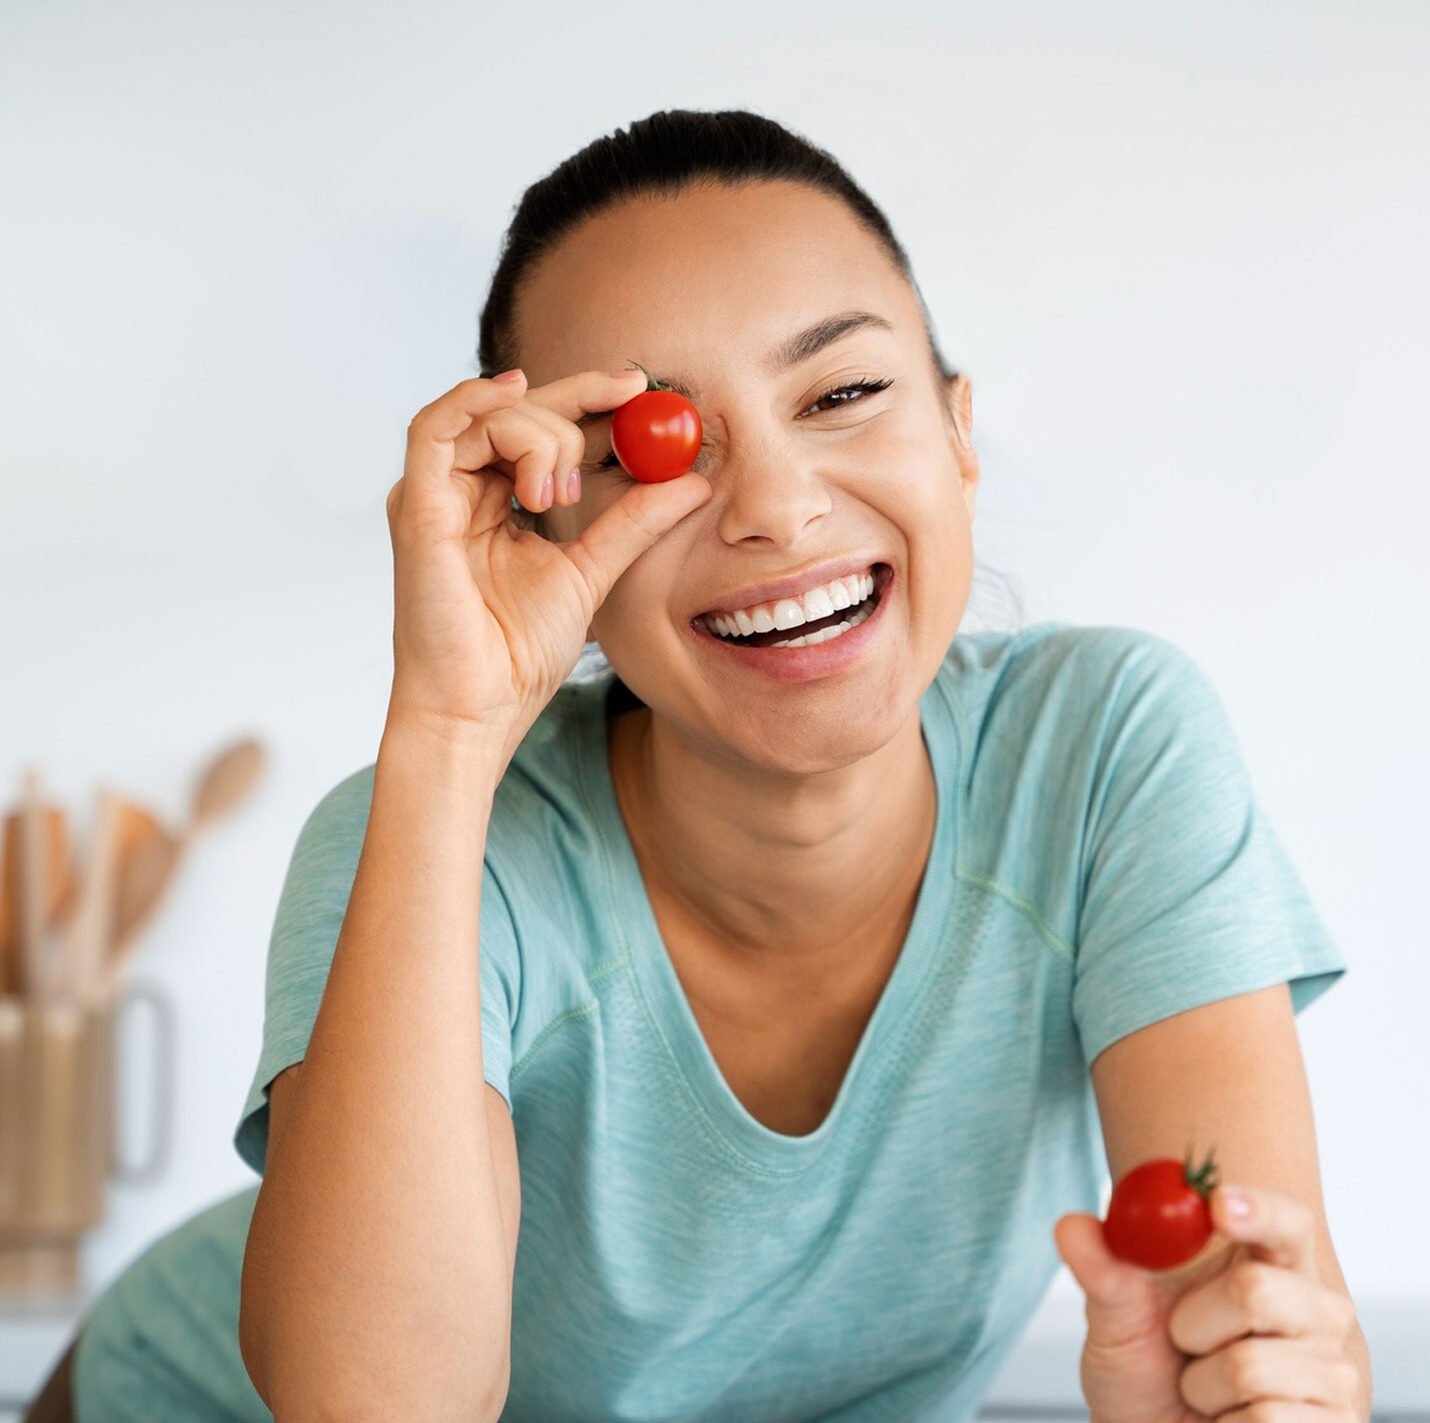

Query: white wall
<box><xmin>4</xmin><ymin>0</ymin><xmax>1428</xmax><ymax>1407</ymax></box>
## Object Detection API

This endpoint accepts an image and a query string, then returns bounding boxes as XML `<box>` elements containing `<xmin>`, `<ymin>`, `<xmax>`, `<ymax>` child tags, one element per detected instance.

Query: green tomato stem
<box><xmin>1182</xmin><ymin>1142</ymin><xmax>1221</xmax><ymax>1200</ymax></box>
<box><xmin>628</xmin><ymin>359</ymin><xmax>675</xmax><ymax>393</ymax></box>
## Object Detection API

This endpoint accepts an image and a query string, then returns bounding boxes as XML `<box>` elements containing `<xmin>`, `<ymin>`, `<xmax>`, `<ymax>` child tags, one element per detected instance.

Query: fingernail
<box><xmin>566</xmin><ymin>467</ymin><xmax>582</xmax><ymax>503</ymax></box>
<box><xmin>493</xmin><ymin>368</ymin><xmax>524</xmax><ymax>384</ymax></box>
<box><xmin>1222</xmin><ymin>1189</ymin><xmax>1252</xmax><ymax>1221</ymax></box>
<box><xmin>540</xmin><ymin>472</ymin><xmax>554</xmax><ymax>508</ymax></box>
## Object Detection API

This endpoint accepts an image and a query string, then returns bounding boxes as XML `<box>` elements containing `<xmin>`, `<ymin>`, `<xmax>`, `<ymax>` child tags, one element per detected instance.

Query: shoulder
<box><xmin>299</xmin><ymin>762</ymin><xmax>377</xmax><ymax>838</ymax></box>
<box><xmin>933</xmin><ymin>620</ymin><xmax>1213</xmax><ymax>753</ymax></box>
<box><xmin>940</xmin><ymin>618</ymin><xmax>1199</xmax><ymax>692</ymax></box>
<box><xmin>935</xmin><ymin>622</ymin><xmax>1218</xmax><ymax>925</ymax></box>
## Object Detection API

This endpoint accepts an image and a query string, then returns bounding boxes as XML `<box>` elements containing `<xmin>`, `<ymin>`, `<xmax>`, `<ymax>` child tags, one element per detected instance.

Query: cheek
<box><xmin>588</xmin><ymin>549</ymin><xmax>681</xmax><ymax>650</ymax></box>
<box><xmin>855</xmin><ymin>417</ymin><xmax>958</xmax><ymax>517</ymax></box>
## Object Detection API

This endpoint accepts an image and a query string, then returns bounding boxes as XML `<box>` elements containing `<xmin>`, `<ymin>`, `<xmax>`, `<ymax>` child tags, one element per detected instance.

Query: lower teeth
<box><xmin>767</xmin><ymin>598</ymin><xmax>875</xmax><ymax>648</ymax></box>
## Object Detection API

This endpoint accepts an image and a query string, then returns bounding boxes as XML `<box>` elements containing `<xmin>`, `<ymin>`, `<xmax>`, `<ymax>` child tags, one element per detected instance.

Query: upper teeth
<box><xmin>705</xmin><ymin>568</ymin><xmax>876</xmax><ymax>638</ymax></box>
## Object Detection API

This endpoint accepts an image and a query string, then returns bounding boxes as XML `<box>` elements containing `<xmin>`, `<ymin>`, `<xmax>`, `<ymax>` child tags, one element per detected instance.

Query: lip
<box><xmin>693</xmin><ymin>554</ymin><xmax>889</xmax><ymax>620</ymax></box>
<box><xmin>689</xmin><ymin>564</ymin><xmax>895</xmax><ymax>683</ymax></box>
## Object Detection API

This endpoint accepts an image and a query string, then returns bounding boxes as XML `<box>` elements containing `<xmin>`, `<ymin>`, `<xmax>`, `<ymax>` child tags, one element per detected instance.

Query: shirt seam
<box><xmin>954</xmin><ymin>864</ymin><xmax>1076</xmax><ymax>966</ymax></box>
<box><xmin>506</xmin><ymin>951</ymin><xmax>631</xmax><ymax>1084</ymax></box>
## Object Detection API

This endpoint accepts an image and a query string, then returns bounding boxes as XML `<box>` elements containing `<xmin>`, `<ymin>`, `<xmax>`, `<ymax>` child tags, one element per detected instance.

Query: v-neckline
<box><xmin>576</xmin><ymin>676</ymin><xmax>961</xmax><ymax>1174</ymax></box>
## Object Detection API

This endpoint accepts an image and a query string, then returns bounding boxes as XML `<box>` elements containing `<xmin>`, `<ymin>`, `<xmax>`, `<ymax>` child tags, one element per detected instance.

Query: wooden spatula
<box><xmin>16</xmin><ymin>769</ymin><xmax>67</xmax><ymax>1003</ymax></box>
<box><xmin>62</xmin><ymin>789</ymin><xmax>125</xmax><ymax>1008</ymax></box>
<box><xmin>1</xmin><ymin>796</ymin><xmax>73</xmax><ymax>997</ymax></box>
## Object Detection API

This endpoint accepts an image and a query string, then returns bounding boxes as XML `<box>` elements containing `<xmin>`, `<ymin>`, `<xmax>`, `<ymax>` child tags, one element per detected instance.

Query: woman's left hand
<box><xmin>1053</xmin><ymin>1183</ymin><xmax>1365</xmax><ymax>1421</ymax></box>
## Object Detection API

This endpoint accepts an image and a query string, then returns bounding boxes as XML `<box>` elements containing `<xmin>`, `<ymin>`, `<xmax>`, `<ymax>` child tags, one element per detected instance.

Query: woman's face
<box><xmin>517</xmin><ymin>179</ymin><xmax>980</xmax><ymax>776</ymax></box>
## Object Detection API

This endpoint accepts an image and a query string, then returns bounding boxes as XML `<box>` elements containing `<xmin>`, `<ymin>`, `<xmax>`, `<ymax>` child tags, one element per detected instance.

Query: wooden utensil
<box><xmin>0</xmin><ymin>801</ymin><xmax>72</xmax><ymax>997</ymax></box>
<box><xmin>16</xmin><ymin>770</ymin><xmax>64</xmax><ymax>1003</ymax></box>
<box><xmin>0</xmin><ymin>997</ymin><xmax>23</xmax><ymax>1217</ymax></box>
<box><xmin>1</xmin><ymin>805</ymin><xmax>71</xmax><ymax>990</ymax></box>
<box><xmin>62</xmin><ymin>790</ymin><xmax>124</xmax><ymax>1009</ymax></box>
<box><xmin>103</xmin><ymin>737</ymin><xmax>266</xmax><ymax>998</ymax></box>
<box><xmin>190</xmin><ymin>738</ymin><xmax>266</xmax><ymax>835</ymax></box>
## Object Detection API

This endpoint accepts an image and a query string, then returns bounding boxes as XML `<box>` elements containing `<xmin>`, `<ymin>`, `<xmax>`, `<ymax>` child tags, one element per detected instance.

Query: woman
<box><xmin>50</xmin><ymin>109</ymin><xmax>1366</xmax><ymax>1422</ymax></box>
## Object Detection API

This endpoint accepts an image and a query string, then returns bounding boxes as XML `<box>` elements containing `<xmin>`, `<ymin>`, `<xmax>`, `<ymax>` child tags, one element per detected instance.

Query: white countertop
<box><xmin>1</xmin><ymin>1292</ymin><xmax>1426</xmax><ymax>1418</ymax></box>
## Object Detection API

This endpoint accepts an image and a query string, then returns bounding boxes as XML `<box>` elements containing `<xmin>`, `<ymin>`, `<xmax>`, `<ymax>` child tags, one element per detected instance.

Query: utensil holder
<box><xmin>0</xmin><ymin>979</ymin><xmax>175</xmax><ymax>1303</ymax></box>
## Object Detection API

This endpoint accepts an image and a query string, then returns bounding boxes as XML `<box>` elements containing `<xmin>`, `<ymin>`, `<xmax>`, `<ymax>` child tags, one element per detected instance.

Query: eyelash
<box><xmin>592</xmin><ymin>377</ymin><xmax>895</xmax><ymax>471</ymax></box>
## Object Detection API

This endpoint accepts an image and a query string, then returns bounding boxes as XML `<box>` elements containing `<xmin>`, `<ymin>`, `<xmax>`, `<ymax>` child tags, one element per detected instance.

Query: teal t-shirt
<box><xmin>75</xmin><ymin>621</ymin><xmax>1348</xmax><ymax>1423</ymax></box>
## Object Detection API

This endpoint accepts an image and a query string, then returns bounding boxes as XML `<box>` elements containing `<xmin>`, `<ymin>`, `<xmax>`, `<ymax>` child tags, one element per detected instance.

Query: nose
<box><xmin>707</xmin><ymin>436</ymin><xmax>833</xmax><ymax>549</ymax></box>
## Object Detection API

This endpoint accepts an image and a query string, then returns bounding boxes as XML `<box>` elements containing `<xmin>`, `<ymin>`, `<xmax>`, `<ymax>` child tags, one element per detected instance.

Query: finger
<box><xmin>558</xmin><ymin>471</ymin><xmax>712</xmax><ymax>611</ymax></box>
<box><xmin>1168</xmin><ymin>1258</ymin><xmax>1349</xmax><ymax>1356</ymax></box>
<box><xmin>1178</xmin><ymin>1335</ymin><xmax>1361</xmax><ymax>1415</ymax></box>
<box><xmin>522</xmin><ymin>366</ymin><xmax>648</xmax><ymax>425</ymax></box>
<box><xmin>511</xmin><ymin>399</ymin><xmax>585</xmax><ymax>506</ymax></box>
<box><xmin>467</xmin><ymin>405</ymin><xmax>568</xmax><ymax>513</ymax></box>
<box><xmin>1211</xmin><ymin>1185</ymin><xmax>1319</xmax><ymax>1275</ymax></box>
<box><xmin>1053</xmin><ymin>1214</ymin><xmax>1151</xmax><ymax>1313</ymax></box>
<box><xmin>404</xmin><ymin>373</ymin><xmax>528</xmax><ymax>495</ymax></box>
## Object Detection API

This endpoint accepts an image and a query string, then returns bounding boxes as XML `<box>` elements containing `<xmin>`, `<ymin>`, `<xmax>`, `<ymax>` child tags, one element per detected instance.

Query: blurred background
<box><xmin>3</xmin><ymin>0</ymin><xmax>1427</xmax><ymax>1415</ymax></box>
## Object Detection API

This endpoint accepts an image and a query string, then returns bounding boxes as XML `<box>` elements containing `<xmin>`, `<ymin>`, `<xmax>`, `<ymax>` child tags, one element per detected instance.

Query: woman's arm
<box><xmin>239</xmin><ymin>717</ymin><xmax>517</xmax><ymax>1423</ymax></box>
<box><xmin>1060</xmin><ymin>983</ymin><xmax>1371</xmax><ymax>1420</ymax></box>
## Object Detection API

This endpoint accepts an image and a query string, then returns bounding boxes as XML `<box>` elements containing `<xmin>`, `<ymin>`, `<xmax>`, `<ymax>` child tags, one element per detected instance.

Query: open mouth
<box><xmin>697</xmin><ymin>563</ymin><xmax>892</xmax><ymax>649</ymax></box>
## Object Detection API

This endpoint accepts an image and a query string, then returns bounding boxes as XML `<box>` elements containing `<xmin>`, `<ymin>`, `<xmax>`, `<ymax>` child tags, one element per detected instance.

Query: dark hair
<box><xmin>477</xmin><ymin>108</ymin><xmax>956</xmax><ymax>386</ymax></box>
<box><xmin>474</xmin><ymin>108</ymin><xmax>1025</xmax><ymax>666</ymax></box>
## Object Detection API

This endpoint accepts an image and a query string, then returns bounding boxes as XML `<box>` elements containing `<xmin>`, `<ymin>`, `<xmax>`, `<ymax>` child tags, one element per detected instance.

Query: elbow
<box><xmin>479</xmin><ymin>1350</ymin><xmax>512</xmax><ymax>1423</ymax></box>
<box><xmin>240</xmin><ymin>1300</ymin><xmax>510</xmax><ymax>1423</ymax></box>
<box><xmin>237</xmin><ymin>1207</ymin><xmax>511</xmax><ymax>1422</ymax></box>
<box><xmin>237</xmin><ymin>1255</ymin><xmax>275</xmax><ymax>1411</ymax></box>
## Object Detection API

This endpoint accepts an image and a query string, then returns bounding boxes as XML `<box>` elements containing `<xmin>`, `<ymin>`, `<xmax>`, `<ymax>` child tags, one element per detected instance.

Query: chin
<box><xmin>716</xmin><ymin>684</ymin><xmax>916</xmax><ymax>778</ymax></box>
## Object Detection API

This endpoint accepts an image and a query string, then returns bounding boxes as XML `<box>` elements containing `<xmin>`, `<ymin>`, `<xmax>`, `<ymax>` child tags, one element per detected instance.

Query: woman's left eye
<box><xmin>800</xmin><ymin>377</ymin><xmax>894</xmax><ymax>417</ymax></box>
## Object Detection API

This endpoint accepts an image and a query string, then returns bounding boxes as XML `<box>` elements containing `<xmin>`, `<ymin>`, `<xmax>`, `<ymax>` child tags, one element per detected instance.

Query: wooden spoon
<box><xmin>109</xmin><ymin>803</ymin><xmax>171</xmax><ymax>961</ymax></box>
<box><xmin>103</xmin><ymin>737</ymin><xmax>266</xmax><ymax>998</ymax></box>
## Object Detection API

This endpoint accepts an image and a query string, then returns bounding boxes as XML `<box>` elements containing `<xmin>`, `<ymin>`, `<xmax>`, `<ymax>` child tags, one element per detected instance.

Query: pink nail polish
<box><xmin>540</xmin><ymin>473</ymin><xmax>554</xmax><ymax>508</ymax></box>
<box><xmin>567</xmin><ymin>468</ymin><xmax>582</xmax><ymax>503</ymax></box>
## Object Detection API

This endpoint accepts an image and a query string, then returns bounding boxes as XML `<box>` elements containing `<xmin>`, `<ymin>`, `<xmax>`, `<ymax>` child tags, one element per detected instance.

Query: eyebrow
<box><xmin>576</xmin><ymin>310</ymin><xmax>895</xmax><ymax>431</ymax></box>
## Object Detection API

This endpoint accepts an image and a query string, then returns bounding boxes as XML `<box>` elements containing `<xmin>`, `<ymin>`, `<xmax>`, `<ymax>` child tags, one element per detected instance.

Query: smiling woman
<box><xmin>53</xmin><ymin>108</ymin><xmax>1358</xmax><ymax>1423</ymax></box>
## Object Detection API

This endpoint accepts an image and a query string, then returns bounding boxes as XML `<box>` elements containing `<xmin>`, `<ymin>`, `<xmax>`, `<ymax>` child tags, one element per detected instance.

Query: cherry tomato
<box><xmin>1101</xmin><ymin>1146</ymin><xmax>1219</xmax><ymax>1270</ymax></box>
<box><xmin>610</xmin><ymin>362</ymin><xmax>703</xmax><ymax>483</ymax></box>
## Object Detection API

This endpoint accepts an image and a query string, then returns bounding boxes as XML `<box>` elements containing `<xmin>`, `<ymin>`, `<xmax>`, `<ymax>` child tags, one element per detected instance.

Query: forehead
<box><xmin>510</xmin><ymin>180</ymin><xmax>919</xmax><ymax>383</ymax></box>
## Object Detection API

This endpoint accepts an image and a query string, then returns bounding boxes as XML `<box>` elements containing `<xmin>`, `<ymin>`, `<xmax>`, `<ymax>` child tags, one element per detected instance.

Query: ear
<box><xmin>944</xmin><ymin>371</ymin><xmax>980</xmax><ymax>520</ymax></box>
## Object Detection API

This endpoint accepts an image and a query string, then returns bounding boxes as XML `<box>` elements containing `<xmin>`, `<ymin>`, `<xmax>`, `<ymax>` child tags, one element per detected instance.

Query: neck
<box><xmin>606</xmin><ymin>700</ymin><xmax>937</xmax><ymax>986</ymax></box>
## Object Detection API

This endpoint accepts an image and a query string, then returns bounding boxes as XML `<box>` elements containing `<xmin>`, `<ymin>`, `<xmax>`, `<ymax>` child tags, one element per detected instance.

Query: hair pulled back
<box><xmin>476</xmin><ymin>108</ymin><xmax>954</xmax><ymax>384</ymax></box>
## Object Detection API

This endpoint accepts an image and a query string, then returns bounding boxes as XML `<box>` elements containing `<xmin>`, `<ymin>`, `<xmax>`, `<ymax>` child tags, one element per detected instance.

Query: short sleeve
<box><xmin>233</xmin><ymin>767</ymin><xmax>522</xmax><ymax>1176</ymax></box>
<box><xmin>1071</xmin><ymin>632</ymin><xmax>1347</xmax><ymax>1068</ymax></box>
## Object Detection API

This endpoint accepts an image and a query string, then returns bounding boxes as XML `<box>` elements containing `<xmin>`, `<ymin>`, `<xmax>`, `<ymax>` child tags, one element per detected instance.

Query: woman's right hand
<box><xmin>384</xmin><ymin>367</ymin><xmax>710</xmax><ymax>759</ymax></box>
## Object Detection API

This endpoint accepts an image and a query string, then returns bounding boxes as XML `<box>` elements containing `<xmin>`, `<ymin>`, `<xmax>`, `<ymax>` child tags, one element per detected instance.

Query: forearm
<box><xmin>242</xmin><ymin>719</ymin><xmax>511</xmax><ymax>1421</ymax></box>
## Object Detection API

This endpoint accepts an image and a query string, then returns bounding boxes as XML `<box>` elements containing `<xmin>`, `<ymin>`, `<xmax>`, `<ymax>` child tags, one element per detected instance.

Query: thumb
<box><xmin>1054</xmin><ymin>1213</ymin><xmax>1153</xmax><ymax>1318</ymax></box>
<box><xmin>565</xmin><ymin>470</ymin><xmax>712</xmax><ymax>609</ymax></box>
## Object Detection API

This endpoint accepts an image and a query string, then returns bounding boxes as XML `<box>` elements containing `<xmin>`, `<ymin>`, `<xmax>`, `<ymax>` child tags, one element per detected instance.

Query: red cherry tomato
<box><xmin>1102</xmin><ymin>1146</ymin><xmax>1219</xmax><ymax>1270</ymax></box>
<box><xmin>610</xmin><ymin>362</ymin><xmax>703</xmax><ymax>483</ymax></box>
